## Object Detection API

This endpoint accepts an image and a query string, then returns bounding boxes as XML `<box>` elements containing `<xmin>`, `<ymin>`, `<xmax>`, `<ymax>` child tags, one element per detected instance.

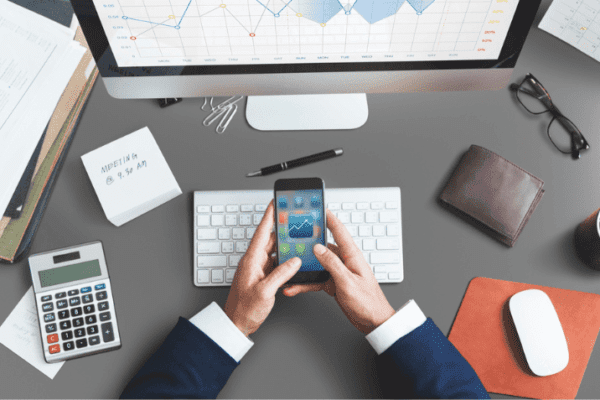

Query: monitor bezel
<box><xmin>72</xmin><ymin>0</ymin><xmax>542</xmax><ymax>78</ymax></box>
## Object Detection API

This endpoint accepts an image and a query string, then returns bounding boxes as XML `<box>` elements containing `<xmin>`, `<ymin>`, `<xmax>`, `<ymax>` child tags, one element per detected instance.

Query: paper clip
<box><xmin>216</xmin><ymin>105</ymin><xmax>238</xmax><ymax>134</ymax></box>
<box><xmin>203</xmin><ymin>105</ymin><xmax>228</xmax><ymax>127</ymax></box>
<box><xmin>201</xmin><ymin>97</ymin><xmax>214</xmax><ymax>111</ymax></box>
<box><xmin>216</xmin><ymin>95</ymin><xmax>243</xmax><ymax>110</ymax></box>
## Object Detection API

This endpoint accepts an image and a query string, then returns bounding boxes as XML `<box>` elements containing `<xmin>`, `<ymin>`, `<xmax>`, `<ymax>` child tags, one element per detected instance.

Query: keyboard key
<box><xmin>81</xmin><ymin>286</ymin><xmax>92</xmax><ymax>293</ymax></box>
<box><xmin>342</xmin><ymin>203</ymin><xmax>355</xmax><ymax>210</ymax></box>
<box><xmin>57</xmin><ymin>300</ymin><xmax>68</xmax><ymax>309</ymax></box>
<box><xmin>197</xmin><ymin>205</ymin><xmax>210</xmax><ymax>213</ymax></box>
<box><xmin>99</xmin><ymin>312</ymin><xmax>111</xmax><ymax>322</ymax></box>
<box><xmin>49</xmin><ymin>344</ymin><xmax>60</xmax><ymax>354</ymax></box>
<box><xmin>197</xmin><ymin>229</ymin><xmax>217</xmax><ymax>240</ymax></box>
<box><xmin>96</xmin><ymin>291</ymin><xmax>108</xmax><ymax>301</ymax></box>
<box><xmin>212</xmin><ymin>205</ymin><xmax>224</xmax><ymax>213</ymax></box>
<box><xmin>226</xmin><ymin>269</ymin><xmax>236</xmax><ymax>283</ymax></box>
<box><xmin>222</xmin><ymin>242</ymin><xmax>234</xmax><ymax>253</ymax></box>
<box><xmin>89</xmin><ymin>336</ymin><xmax>101</xmax><ymax>346</ymax></box>
<box><xmin>60</xmin><ymin>321</ymin><xmax>71</xmax><ymax>330</ymax></box>
<box><xmin>328</xmin><ymin>203</ymin><xmax>341</xmax><ymax>210</ymax></box>
<box><xmin>197</xmin><ymin>269</ymin><xmax>210</xmax><ymax>284</ymax></box>
<box><xmin>232</xmin><ymin>228</ymin><xmax>245</xmax><ymax>239</ymax></box>
<box><xmin>42</xmin><ymin>303</ymin><xmax>53</xmax><ymax>312</ymax></box>
<box><xmin>101</xmin><ymin>322</ymin><xmax>115</xmax><ymax>343</ymax></box>
<box><xmin>82</xmin><ymin>294</ymin><xmax>93</xmax><ymax>304</ymax></box>
<box><xmin>389</xmin><ymin>272</ymin><xmax>402</xmax><ymax>280</ymax></box>
<box><xmin>235</xmin><ymin>241</ymin><xmax>249</xmax><ymax>253</ymax></box>
<box><xmin>337</xmin><ymin>212</ymin><xmax>350</xmax><ymax>223</ymax></box>
<box><xmin>198</xmin><ymin>242</ymin><xmax>221</xmax><ymax>254</ymax></box>
<box><xmin>354</xmin><ymin>238</ymin><xmax>362</xmax><ymax>248</ymax></box>
<box><xmin>95</xmin><ymin>284</ymin><xmax>106</xmax><ymax>290</ymax></box>
<box><xmin>41</xmin><ymin>295</ymin><xmax>52</xmax><ymax>302</ymax></box>
<box><xmin>69</xmin><ymin>297</ymin><xmax>81</xmax><ymax>306</ymax></box>
<box><xmin>241</xmin><ymin>205</ymin><xmax>253</xmax><ymax>212</ymax></box>
<box><xmin>84</xmin><ymin>304</ymin><xmax>95</xmax><ymax>314</ymax></box>
<box><xmin>218</xmin><ymin>228</ymin><xmax>231</xmax><ymax>240</ymax></box>
<box><xmin>71</xmin><ymin>307</ymin><xmax>82</xmax><ymax>317</ymax></box>
<box><xmin>255</xmin><ymin>204</ymin><xmax>267</xmax><ymax>212</ymax></box>
<box><xmin>47</xmin><ymin>334</ymin><xmax>59</xmax><ymax>344</ymax></box>
<box><xmin>370</xmin><ymin>253</ymin><xmax>401</xmax><ymax>264</ymax></box>
<box><xmin>363</xmin><ymin>239</ymin><xmax>376</xmax><ymax>250</ymax></box>
<box><xmin>246</xmin><ymin>228</ymin><xmax>256</xmax><ymax>239</ymax></box>
<box><xmin>87</xmin><ymin>325</ymin><xmax>99</xmax><ymax>335</ymax></box>
<box><xmin>211</xmin><ymin>215</ymin><xmax>225</xmax><ymax>226</ymax></box>
<box><xmin>347</xmin><ymin>226</ymin><xmax>358</xmax><ymax>237</ymax></box>
<box><xmin>196</xmin><ymin>215</ymin><xmax>210</xmax><ymax>226</ymax></box>
<box><xmin>253</xmin><ymin>213</ymin><xmax>264</xmax><ymax>225</ymax></box>
<box><xmin>98</xmin><ymin>302</ymin><xmax>110</xmax><ymax>312</ymax></box>
<box><xmin>373</xmin><ymin>266</ymin><xmax>389</xmax><ymax>273</ymax></box>
<box><xmin>211</xmin><ymin>269</ymin><xmax>224</xmax><ymax>283</ymax></box>
<box><xmin>373</xmin><ymin>225</ymin><xmax>386</xmax><ymax>237</ymax></box>
<box><xmin>371</xmin><ymin>202</ymin><xmax>384</xmax><ymax>209</ymax></box>
<box><xmin>377</xmin><ymin>238</ymin><xmax>400</xmax><ymax>250</ymax></box>
<box><xmin>387</xmin><ymin>225</ymin><xmax>400</xmax><ymax>236</ymax></box>
<box><xmin>365</xmin><ymin>212</ymin><xmax>378</xmax><ymax>223</ymax></box>
<box><xmin>375</xmin><ymin>272</ymin><xmax>387</xmax><ymax>281</ymax></box>
<box><xmin>46</xmin><ymin>323</ymin><xmax>57</xmax><ymax>333</ymax></box>
<box><xmin>44</xmin><ymin>313</ymin><xmax>56</xmax><ymax>323</ymax></box>
<box><xmin>86</xmin><ymin>315</ymin><xmax>97</xmax><ymax>324</ymax></box>
<box><xmin>58</xmin><ymin>310</ymin><xmax>70</xmax><ymax>320</ymax></box>
<box><xmin>357</xmin><ymin>202</ymin><xmax>369</xmax><ymax>210</ymax></box>
<box><xmin>63</xmin><ymin>341</ymin><xmax>75</xmax><ymax>351</ymax></box>
<box><xmin>229</xmin><ymin>255</ymin><xmax>241</xmax><ymax>267</ymax></box>
<box><xmin>386</xmin><ymin>202</ymin><xmax>399</xmax><ymax>209</ymax></box>
<box><xmin>226</xmin><ymin>205</ymin><xmax>239</xmax><ymax>212</ymax></box>
<box><xmin>75</xmin><ymin>328</ymin><xmax>86</xmax><ymax>338</ymax></box>
<box><xmin>226</xmin><ymin>215</ymin><xmax>237</xmax><ymax>226</ymax></box>
<box><xmin>61</xmin><ymin>331</ymin><xmax>73</xmax><ymax>340</ymax></box>
<box><xmin>76</xmin><ymin>339</ymin><xmax>88</xmax><ymax>348</ymax></box>
<box><xmin>240</xmin><ymin>214</ymin><xmax>252</xmax><ymax>225</ymax></box>
<box><xmin>197</xmin><ymin>256</ymin><xmax>227</xmax><ymax>267</ymax></box>
<box><xmin>68</xmin><ymin>289</ymin><xmax>79</xmax><ymax>296</ymax></box>
<box><xmin>380</xmin><ymin>212</ymin><xmax>399</xmax><ymax>223</ymax></box>
<box><xmin>55</xmin><ymin>292</ymin><xmax>66</xmax><ymax>299</ymax></box>
<box><xmin>359</xmin><ymin>226</ymin><xmax>372</xmax><ymax>237</ymax></box>
<box><xmin>351</xmin><ymin>212</ymin><xmax>364</xmax><ymax>224</ymax></box>
<box><xmin>73</xmin><ymin>318</ymin><xmax>84</xmax><ymax>327</ymax></box>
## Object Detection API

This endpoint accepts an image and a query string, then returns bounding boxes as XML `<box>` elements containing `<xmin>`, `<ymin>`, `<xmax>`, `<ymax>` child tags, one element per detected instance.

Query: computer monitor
<box><xmin>72</xmin><ymin>0</ymin><xmax>542</xmax><ymax>130</ymax></box>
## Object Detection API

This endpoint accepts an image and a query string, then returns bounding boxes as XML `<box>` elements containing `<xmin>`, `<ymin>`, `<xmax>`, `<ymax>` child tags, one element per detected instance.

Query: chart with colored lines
<box><xmin>93</xmin><ymin>0</ymin><xmax>521</xmax><ymax>67</ymax></box>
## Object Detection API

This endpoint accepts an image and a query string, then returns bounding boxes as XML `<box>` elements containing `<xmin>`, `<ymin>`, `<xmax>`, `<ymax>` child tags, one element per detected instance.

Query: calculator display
<box><xmin>39</xmin><ymin>260</ymin><xmax>102</xmax><ymax>288</ymax></box>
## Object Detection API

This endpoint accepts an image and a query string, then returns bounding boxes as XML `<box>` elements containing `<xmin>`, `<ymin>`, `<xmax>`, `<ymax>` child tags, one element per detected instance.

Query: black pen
<box><xmin>246</xmin><ymin>148</ymin><xmax>344</xmax><ymax>177</ymax></box>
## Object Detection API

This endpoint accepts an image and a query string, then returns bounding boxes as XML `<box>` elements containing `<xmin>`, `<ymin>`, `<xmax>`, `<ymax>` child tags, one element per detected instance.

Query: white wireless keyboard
<box><xmin>193</xmin><ymin>188</ymin><xmax>403</xmax><ymax>287</ymax></box>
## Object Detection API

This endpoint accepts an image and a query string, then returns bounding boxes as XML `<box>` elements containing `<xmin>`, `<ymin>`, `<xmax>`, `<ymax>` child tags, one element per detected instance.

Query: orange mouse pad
<box><xmin>448</xmin><ymin>277</ymin><xmax>600</xmax><ymax>399</ymax></box>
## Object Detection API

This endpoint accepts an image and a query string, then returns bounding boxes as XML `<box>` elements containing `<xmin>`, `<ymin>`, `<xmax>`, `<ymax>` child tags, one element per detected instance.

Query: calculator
<box><xmin>28</xmin><ymin>241</ymin><xmax>121</xmax><ymax>363</ymax></box>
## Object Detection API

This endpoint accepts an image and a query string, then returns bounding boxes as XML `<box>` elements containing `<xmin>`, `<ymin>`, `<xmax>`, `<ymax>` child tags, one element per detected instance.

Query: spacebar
<box><xmin>197</xmin><ymin>256</ymin><xmax>227</xmax><ymax>267</ymax></box>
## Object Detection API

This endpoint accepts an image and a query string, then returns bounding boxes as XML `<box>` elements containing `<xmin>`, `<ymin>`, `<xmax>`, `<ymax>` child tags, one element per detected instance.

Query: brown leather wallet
<box><xmin>439</xmin><ymin>145</ymin><xmax>545</xmax><ymax>247</ymax></box>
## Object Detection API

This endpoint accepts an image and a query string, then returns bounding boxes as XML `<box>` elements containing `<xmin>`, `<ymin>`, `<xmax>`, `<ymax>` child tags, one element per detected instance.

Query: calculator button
<box><xmin>68</xmin><ymin>289</ymin><xmax>79</xmax><ymax>296</ymax></box>
<box><xmin>81</xmin><ymin>286</ymin><xmax>92</xmax><ymax>293</ymax></box>
<box><xmin>41</xmin><ymin>295</ymin><xmax>52</xmax><ymax>302</ymax></box>
<box><xmin>71</xmin><ymin>307</ymin><xmax>82</xmax><ymax>317</ymax></box>
<box><xmin>45</xmin><ymin>323</ymin><xmax>57</xmax><ymax>333</ymax></box>
<box><xmin>87</xmin><ymin>325</ymin><xmax>99</xmax><ymax>335</ymax></box>
<box><xmin>86</xmin><ymin>315</ymin><xmax>97</xmax><ymax>325</ymax></box>
<box><xmin>82</xmin><ymin>294</ymin><xmax>93</xmax><ymax>304</ymax></box>
<box><xmin>42</xmin><ymin>303</ymin><xmax>54</xmax><ymax>312</ymax></box>
<box><xmin>84</xmin><ymin>304</ymin><xmax>95</xmax><ymax>314</ymax></box>
<box><xmin>95</xmin><ymin>284</ymin><xmax>105</xmax><ymax>290</ymax></box>
<box><xmin>47</xmin><ymin>334</ymin><xmax>59</xmax><ymax>344</ymax></box>
<box><xmin>76</xmin><ymin>339</ymin><xmax>88</xmax><ymax>348</ymax></box>
<box><xmin>63</xmin><ymin>341</ymin><xmax>75</xmax><ymax>351</ymax></box>
<box><xmin>99</xmin><ymin>312</ymin><xmax>111</xmax><ymax>322</ymax></box>
<box><xmin>73</xmin><ymin>318</ymin><xmax>84</xmax><ymax>327</ymax></box>
<box><xmin>55</xmin><ymin>292</ymin><xmax>66</xmax><ymax>299</ymax></box>
<box><xmin>98</xmin><ymin>301</ymin><xmax>109</xmax><ymax>311</ymax></box>
<box><xmin>89</xmin><ymin>336</ymin><xmax>101</xmax><ymax>346</ymax></box>
<box><xmin>101</xmin><ymin>322</ymin><xmax>115</xmax><ymax>343</ymax></box>
<box><xmin>96</xmin><ymin>291</ymin><xmax>107</xmax><ymax>301</ymax></box>
<box><xmin>49</xmin><ymin>344</ymin><xmax>60</xmax><ymax>354</ymax></box>
<box><xmin>69</xmin><ymin>297</ymin><xmax>81</xmax><ymax>306</ymax></box>
<box><xmin>61</xmin><ymin>331</ymin><xmax>73</xmax><ymax>340</ymax></box>
<box><xmin>44</xmin><ymin>313</ymin><xmax>56</xmax><ymax>323</ymax></box>
<box><xmin>60</xmin><ymin>321</ymin><xmax>72</xmax><ymax>330</ymax></box>
<box><xmin>58</xmin><ymin>310</ymin><xmax>70</xmax><ymax>319</ymax></box>
<box><xmin>56</xmin><ymin>300</ymin><xmax>68</xmax><ymax>309</ymax></box>
<box><xmin>74</xmin><ymin>328</ymin><xmax>86</xmax><ymax>338</ymax></box>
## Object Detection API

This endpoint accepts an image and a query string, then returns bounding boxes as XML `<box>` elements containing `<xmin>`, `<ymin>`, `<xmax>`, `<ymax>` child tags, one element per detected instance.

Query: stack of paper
<box><xmin>0</xmin><ymin>0</ymin><xmax>85</xmax><ymax>218</ymax></box>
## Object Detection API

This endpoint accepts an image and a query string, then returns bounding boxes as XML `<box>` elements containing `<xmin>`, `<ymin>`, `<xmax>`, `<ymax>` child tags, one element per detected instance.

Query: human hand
<box><xmin>283</xmin><ymin>210</ymin><xmax>395</xmax><ymax>334</ymax></box>
<box><xmin>225</xmin><ymin>201</ymin><xmax>302</xmax><ymax>337</ymax></box>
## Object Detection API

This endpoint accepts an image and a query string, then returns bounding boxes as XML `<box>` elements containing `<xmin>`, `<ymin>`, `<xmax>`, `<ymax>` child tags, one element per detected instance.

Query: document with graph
<box><xmin>539</xmin><ymin>0</ymin><xmax>600</xmax><ymax>62</ymax></box>
<box><xmin>93</xmin><ymin>0</ymin><xmax>521</xmax><ymax>67</ymax></box>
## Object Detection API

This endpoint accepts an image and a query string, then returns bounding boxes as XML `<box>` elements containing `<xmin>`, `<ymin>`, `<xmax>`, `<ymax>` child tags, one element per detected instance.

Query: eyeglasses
<box><xmin>510</xmin><ymin>73</ymin><xmax>589</xmax><ymax>159</ymax></box>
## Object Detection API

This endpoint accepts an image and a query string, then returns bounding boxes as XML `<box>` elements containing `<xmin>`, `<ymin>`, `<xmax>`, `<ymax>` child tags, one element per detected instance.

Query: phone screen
<box><xmin>275</xmin><ymin>189</ymin><xmax>325</xmax><ymax>271</ymax></box>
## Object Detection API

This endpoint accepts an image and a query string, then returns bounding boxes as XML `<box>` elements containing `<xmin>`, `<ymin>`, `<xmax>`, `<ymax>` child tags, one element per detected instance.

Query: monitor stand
<box><xmin>246</xmin><ymin>94</ymin><xmax>368</xmax><ymax>131</ymax></box>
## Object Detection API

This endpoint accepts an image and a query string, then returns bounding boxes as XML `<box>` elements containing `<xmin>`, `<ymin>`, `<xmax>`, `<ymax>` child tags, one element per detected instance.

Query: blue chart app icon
<box><xmin>288</xmin><ymin>214</ymin><xmax>313</xmax><ymax>238</ymax></box>
<box><xmin>278</xmin><ymin>197</ymin><xmax>287</xmax><ymax>209</ymax></box>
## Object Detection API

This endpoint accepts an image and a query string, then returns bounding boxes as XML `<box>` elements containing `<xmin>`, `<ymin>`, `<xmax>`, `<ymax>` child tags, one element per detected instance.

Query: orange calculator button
<box><xmin>49</xmin><ymin>344</ymin><xmax>60</xmax><ymax>354</ymax></box>
<box><xmin>47</xmin><ymin>334</ymin><xmax>58</xmax><ymax>344</ymax></box>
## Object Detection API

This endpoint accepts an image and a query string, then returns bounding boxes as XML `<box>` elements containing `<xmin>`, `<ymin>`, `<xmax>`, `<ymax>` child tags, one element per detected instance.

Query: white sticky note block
<box><xmin>0</xmin><ymin>287</ymin><xmax>65</xmax><ymax>379</ymax></box>
<box><xmin>81</xmin><ymin>127</ymin><xmax>182</xmax><ymax>226</ymax></box>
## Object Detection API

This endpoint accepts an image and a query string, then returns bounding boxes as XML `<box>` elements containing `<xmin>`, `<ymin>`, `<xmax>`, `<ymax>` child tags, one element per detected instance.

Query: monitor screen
<box><xmin>92</xmin><ymin>0</ymin><xmax>524</xmax><ymax>68</ymax></box>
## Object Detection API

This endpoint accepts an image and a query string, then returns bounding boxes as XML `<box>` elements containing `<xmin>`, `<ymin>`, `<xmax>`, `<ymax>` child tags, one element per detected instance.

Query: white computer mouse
<box><xmin>509</xmin><ymin>289</ymin><xmax>569</xmax><ymax>377</ymax></box>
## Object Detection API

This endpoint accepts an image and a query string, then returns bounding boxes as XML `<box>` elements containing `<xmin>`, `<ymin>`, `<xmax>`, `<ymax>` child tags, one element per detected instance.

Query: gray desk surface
<box><xmin>2</xmin><ymin>0</ymin><xmax>600</xmax><ymax>398</ymax></box>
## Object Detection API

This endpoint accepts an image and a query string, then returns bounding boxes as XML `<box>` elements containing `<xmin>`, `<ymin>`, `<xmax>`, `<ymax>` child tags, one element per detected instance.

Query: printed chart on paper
<box><xmin>93</xmin><ymin>0</ymin><xmax>521</xmax><ymax>67</ymax></box>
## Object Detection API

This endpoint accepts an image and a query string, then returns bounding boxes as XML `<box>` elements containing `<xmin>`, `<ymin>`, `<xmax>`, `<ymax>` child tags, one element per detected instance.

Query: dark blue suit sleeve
<box><xmin>120</xmin><ymin>317</ymin><xmax>238</xmax><ymax>399</ymax></box>
<box><xmin>382</xmin><ymin>318</ymin><xmax>489</xmax><ymax>399</ymax></box>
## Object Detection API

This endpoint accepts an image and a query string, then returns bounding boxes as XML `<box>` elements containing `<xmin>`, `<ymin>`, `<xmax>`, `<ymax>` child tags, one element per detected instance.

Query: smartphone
<box><xmin>274</xmin><ymin>178</ymin><xmax>329</xmax><ymax>284</ymax></box>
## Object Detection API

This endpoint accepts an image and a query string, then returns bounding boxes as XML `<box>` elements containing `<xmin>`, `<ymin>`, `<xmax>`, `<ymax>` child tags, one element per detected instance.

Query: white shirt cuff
<box><xmin>188</xmin><ymin>302</ymin><xmax>254</xmax><ymax>363</ymax></box>
<box><xmin>365</xmin><ymin>299</ymin><xmax>427</xmax><ymax>355</ymax></box>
